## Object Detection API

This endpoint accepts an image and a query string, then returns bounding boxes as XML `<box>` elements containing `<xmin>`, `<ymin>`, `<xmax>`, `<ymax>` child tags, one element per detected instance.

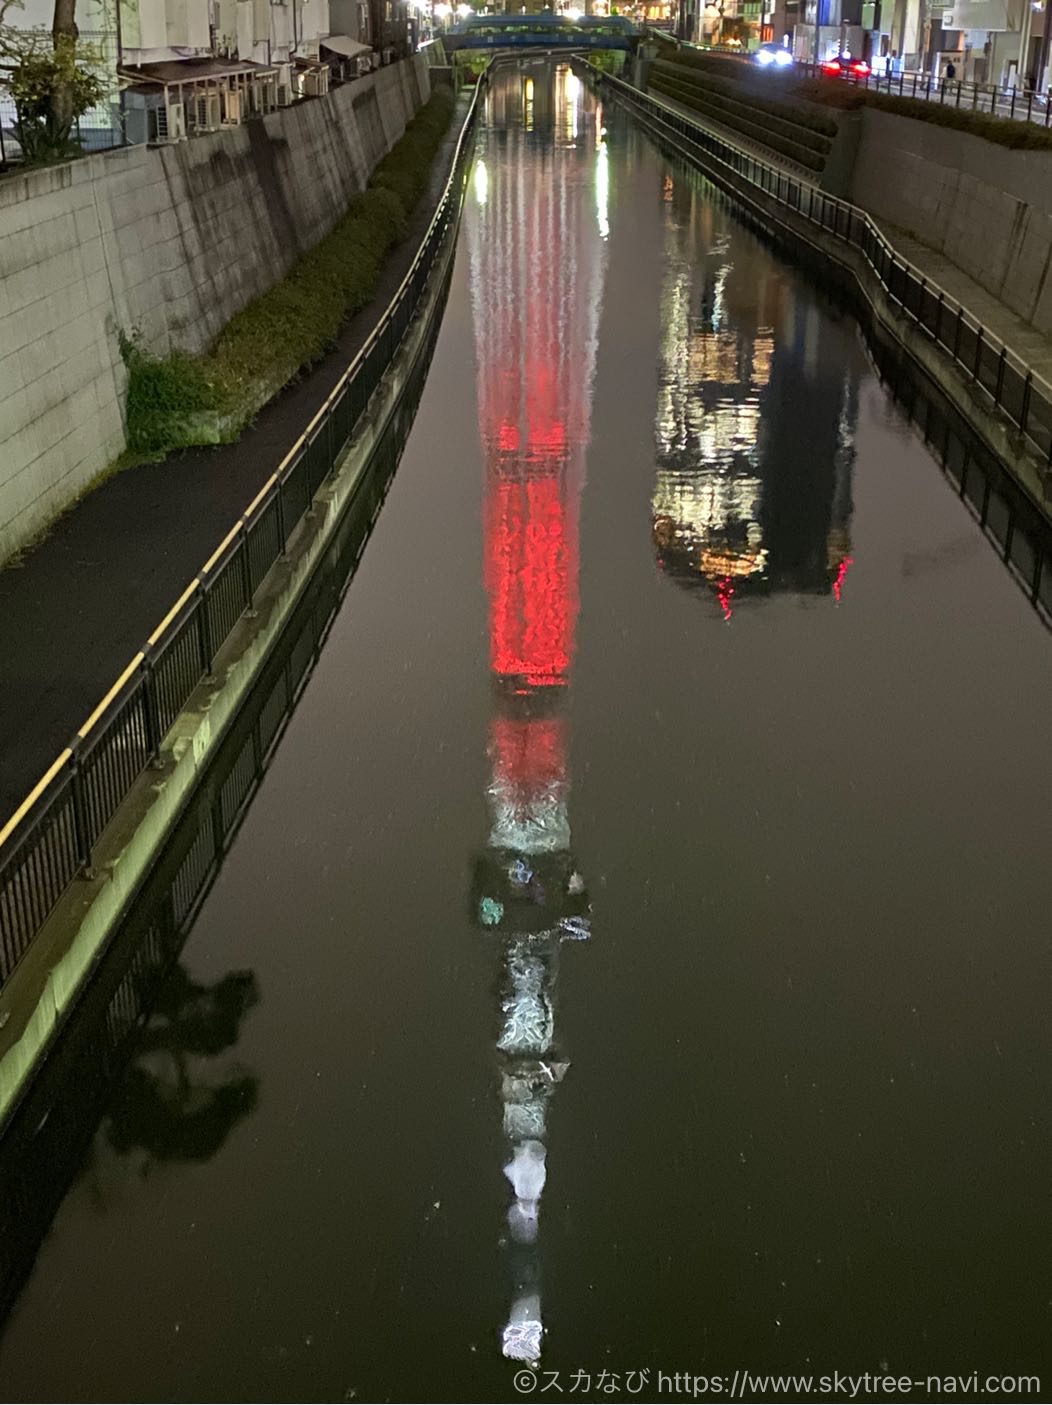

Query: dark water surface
<box><xmin>2</xmin><ymin>63</ymin><xmax>1051</xmax><ymax>1403</ymax></box>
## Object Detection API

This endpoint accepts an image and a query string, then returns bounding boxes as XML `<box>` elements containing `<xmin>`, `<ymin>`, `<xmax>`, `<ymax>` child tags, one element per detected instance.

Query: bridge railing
<box><xmin>590</xmin><ymin>65</ymin><xmax>1052</xmax><ymax>586</ymax></box>
<box><xmin>0</xmin><ymin>76</ymin><xmax>486</xmax><ymax>993</ymax></box>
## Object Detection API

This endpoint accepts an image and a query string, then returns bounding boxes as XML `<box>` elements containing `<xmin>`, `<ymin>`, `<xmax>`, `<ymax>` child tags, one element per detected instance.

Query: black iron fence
<box><xmin>596</xmin><ymin>69</ymin><xmax>1052</xmax><ymax>476</ymax></box>
<box><xmin>0</xmin><ymin>76</ymin><xmax>484</xmax><ymax>991</ymax></box>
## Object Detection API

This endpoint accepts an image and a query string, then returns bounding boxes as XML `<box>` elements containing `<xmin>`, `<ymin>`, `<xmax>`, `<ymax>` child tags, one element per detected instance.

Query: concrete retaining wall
<box><xmin>850</xmin><ymin>107</ymin><xmax>1052</xmax><ymax>339</ymax></box>
<box><xmin>0</xmin><ymin>55</ymin><xmax>430</xmax><ymax>566</ymax></box>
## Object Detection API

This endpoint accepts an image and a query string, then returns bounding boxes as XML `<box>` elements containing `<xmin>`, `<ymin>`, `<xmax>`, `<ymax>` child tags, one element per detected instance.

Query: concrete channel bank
<box><xmin>0</xmin><ymin>79</ymin><xmax>484</xmax><ymax>1131</ymax></box>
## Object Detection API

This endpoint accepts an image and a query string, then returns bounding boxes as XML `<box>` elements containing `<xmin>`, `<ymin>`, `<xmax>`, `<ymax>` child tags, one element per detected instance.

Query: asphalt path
<box><xmin>0</xmin><ymin>89</ymin><xmax>469</xmax><ymax>820</ymax></box>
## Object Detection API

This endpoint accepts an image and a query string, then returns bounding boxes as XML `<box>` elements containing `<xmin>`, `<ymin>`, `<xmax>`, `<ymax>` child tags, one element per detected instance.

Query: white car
<box><xmin>754</xmin><ymin>43</ymin><xmax>793</xmax><ymax>68</ymax></box>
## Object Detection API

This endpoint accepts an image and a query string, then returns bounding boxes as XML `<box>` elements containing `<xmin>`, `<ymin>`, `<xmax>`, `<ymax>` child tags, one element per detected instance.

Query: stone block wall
<box><xmin>0</xmin><ymin>54</ymin><xmax>430</xmax><ymax>565</ymax></box>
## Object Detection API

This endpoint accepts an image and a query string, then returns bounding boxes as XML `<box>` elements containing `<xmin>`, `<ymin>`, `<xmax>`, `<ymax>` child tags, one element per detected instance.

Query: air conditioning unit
<box><xmin>221</xmin><ymin>89</ymin><xmax>241</xmax><ymax>124</ymax></box>
<box><xmin>302</xmin><ymin>68</ymin><xmax>328</xmax><ymax>96</ymax></box>
<box><xmin>277</xmin><ymin>62</ymin><xmax>293</xmax><ymax>105</ymax></box>
<box><xmin>194</xmin><ymin>93</ymin><xmax>221</xmax><ymax>130</ymax></box>
<box><xmin>168</xmin><ymin>100</ymin><xmax>187</xmax><ymax>140</ymax></box>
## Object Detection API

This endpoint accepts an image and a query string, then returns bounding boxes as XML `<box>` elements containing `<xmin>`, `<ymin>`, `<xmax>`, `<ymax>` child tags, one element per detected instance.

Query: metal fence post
<box><xmin>239</xmin><ymin>523</ymin><xmax>256</xmax><ymax>617</ymax></box>
<box><xmin>142</xmin><ymin>652</ymin><xmax>163</xmax><ymax>765</ymax></box>
<box><xmin>953</xmin><ymin>308</ymin><xmax>963</xmax><ymax>361</ymax></box>
<box><xmin>995</xmin><ymin>348</ymin><xmax>1006</xmax><ymax>407</ymax></box>
<box><xmin>196</xmin><ymin>577</ymin><xmax>215</xmax><ymax>677</ymax></box>
<box><xmin>69</xmin><ymin>745</ymin><xmax>95</xmax><ymax>879</ymax></box>
<box><xmin>973</xmin><ymin>327</ymin><xmax>984</xmax><ymax>381</ymax></box>
<box><xmin>1020</xmin><ymin>371</ymin><xmax>1033</xmax><ymax>437</ymax></box>
<box><xmin>276</xmin><ymin>478</ymin><xmax>289</xmax><ymax>557</ymax></box>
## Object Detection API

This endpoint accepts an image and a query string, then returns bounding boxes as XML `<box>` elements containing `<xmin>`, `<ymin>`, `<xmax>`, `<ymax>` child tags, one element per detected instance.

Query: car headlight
<box><xmin>756</xmin><ymin>48</ymin><xmax>774</xmax><ymax>64</ymax></box>
<box><xmin>775</xmin><ymin>49</ymin><xmax>792</xmax><ymax>65</ymax></box>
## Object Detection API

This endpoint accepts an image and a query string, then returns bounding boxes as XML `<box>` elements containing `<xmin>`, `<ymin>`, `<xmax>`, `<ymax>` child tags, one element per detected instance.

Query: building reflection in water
<box><xmin>652</xmin><ymin>172</ymin><xmax>858</xmax><ymax>619</ymax></box>
<box><xmin>466</xmin><ymin>61</ymin><xmax>607</xmax><ymax>1368</ymax></box>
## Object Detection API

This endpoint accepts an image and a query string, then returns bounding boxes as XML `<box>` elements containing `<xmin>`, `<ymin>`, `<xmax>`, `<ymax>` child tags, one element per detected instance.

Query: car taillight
<box><xmin>822</xmin><ymin>61</ymin><xmax>841</xmax><ymax>73</ymax></box>
<box><xmin>850</xmin><ymin>61</ymin><xmax>870</xmax><ymax>74</ymax></box>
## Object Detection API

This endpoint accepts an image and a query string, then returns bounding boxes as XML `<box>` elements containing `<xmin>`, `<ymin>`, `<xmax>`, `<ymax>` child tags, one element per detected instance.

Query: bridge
<box><xmin>443</xmin><ymin>13</ymin><xmax>639</xmax><ymax>53</ymax></box>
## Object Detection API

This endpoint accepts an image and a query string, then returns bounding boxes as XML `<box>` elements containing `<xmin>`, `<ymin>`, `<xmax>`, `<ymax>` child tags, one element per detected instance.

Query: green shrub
<box><xmin>120</xmin><ymin>337</ymin><xmax>221</xmax><ymax>455</ymax></box>
<box><xmin>124</xmin><ymin>86</ymin><xmax>456</xmax><ymax>454</ymax></box>
<box><xmin>865</xmin><ymin>89</ymin><xmax>1052</xmax><ymax>149</ymax></box>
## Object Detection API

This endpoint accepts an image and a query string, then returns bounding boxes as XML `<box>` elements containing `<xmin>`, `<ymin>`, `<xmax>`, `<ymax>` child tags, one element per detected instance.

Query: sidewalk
<box><xmin>0</xmin><ymin>88</ymin><xmax>470</xmax><ymax>821</ymax></box>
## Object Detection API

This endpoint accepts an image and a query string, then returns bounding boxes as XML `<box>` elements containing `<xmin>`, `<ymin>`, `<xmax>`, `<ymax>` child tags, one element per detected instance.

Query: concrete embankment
<box><xmin>0</xmin><ymin>56</ymin><xmax>431</xmax><ymax>565</ymax></box>
<box><xmin>848</xmin><ymin>109</ymin><xmax>1052</xmax><ymax>344</ymax></box>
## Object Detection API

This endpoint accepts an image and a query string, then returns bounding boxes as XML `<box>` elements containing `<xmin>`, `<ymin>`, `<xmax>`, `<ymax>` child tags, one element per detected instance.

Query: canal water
<box><xmin>2</xmin><ymin>62</ymin><xmax>1051</xmax><ymax>1403</ymax></box>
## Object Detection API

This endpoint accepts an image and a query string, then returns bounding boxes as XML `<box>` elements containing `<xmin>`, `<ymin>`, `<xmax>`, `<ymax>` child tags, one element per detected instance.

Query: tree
<box><xmin>105</xmin><ymin>968</ymin><xmax>261</xmax><ymax>1166</ymax></box>
<box><xmin>0</xmin><ymin>0</ymin><xmax>105</xmax><ymax>164</ymax></box>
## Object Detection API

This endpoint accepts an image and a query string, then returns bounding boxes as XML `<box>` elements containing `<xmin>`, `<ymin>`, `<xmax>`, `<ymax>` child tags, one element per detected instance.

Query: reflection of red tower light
<box><xmin>490</xmin><ymin>716</ymin><xmax>568</xmax><ymax>805</ymax></box>
<box><xmin>717</xmin><ymin>576</ymin><xmax>735</xmax><ymax>622</ymax></box>
<box><xmin>486</xmin><ymin>475</ymin><xmax>576</xmax><ymax>689</ymax></box>
<box><xmin>832</xmin><ymin>556</ymin><xmax>854</xmax><ymax>603</ymax></box>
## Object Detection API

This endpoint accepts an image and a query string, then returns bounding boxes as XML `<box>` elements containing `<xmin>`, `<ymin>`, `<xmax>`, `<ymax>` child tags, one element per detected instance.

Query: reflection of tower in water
<box><xmin>651</xmin><ymin>173</ymin><xmax>857</xmax><ymax>619</ymax></box>
<box><xmin>467</xmin><ymin>61</ymin><xmax>607</xmax><ymax>1367</ymax></box>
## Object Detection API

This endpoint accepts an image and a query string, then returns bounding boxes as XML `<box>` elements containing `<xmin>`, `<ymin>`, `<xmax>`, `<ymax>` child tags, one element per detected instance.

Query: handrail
<box><xmin>595</xmin><ymin>65</ymin><xmax>1052</xmax><ymax>470</ymax></box>
<box><xmin>0</xmin><ymin>73</ymin><xmax>486</xmax><ymax>989</ymax></box>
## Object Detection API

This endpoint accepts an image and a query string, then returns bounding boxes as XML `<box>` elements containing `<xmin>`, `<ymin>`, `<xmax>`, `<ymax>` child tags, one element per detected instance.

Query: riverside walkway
<box><xmin>0</xmin><ymin>91</ymin><xmax>469</xmax><ymax>821</ymax></box>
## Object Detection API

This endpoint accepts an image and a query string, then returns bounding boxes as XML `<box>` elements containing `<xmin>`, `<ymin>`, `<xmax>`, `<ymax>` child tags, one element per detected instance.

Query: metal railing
<box><xmin>794</xmin><ymin>59</ymin><xmax>1052</xmax><ymax>128</ymax></box>
<box><xmin>592</xmin><ymin>70</ymin><xmax>1052</xmax><ymax>544</ymax></box>
<box><xmin>0</xmin><ymin>76</ymin><xmax>484</xmax><ymax>991</ymax></box>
